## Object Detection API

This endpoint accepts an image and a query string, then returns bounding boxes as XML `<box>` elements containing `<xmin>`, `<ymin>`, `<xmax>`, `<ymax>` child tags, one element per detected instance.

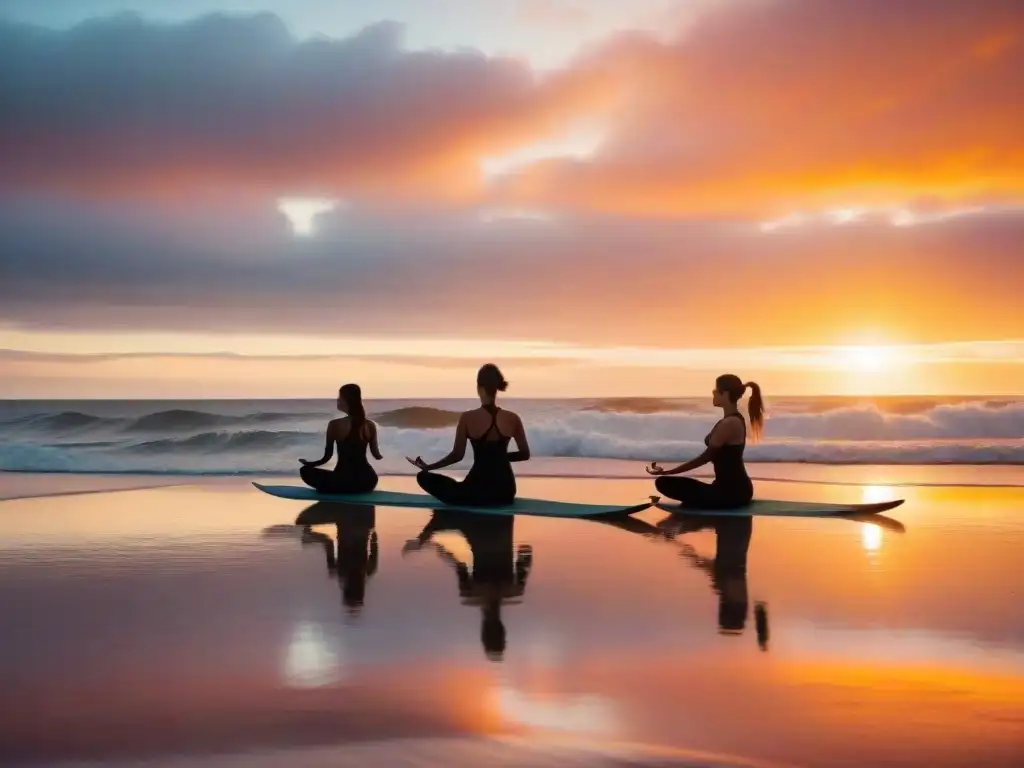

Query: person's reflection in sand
<box><xmin>663</xmin><ymin>515</ymin><xmax>767</xmax><ymax>647</ymax></box>
<box><xmin>597</xmin><ymin>513</ymin><xmax>769</xmax><ymax>650</ymax></box>
<box><xmin>295</xmin><ymin>502</ymin><xmax>378</xmax><ymax>616</ymax></box>
<box><xmin>403</xmin><ymin>510</ymin><xmax>532</xmax><ymax>662</ymax></box>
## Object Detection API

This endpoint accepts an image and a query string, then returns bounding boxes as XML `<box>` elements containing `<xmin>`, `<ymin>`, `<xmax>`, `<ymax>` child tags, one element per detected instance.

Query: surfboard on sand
<box><xmin>252</xmin><ymin>483</ymin><xmax>655</xmax><ymax>519</ymax></box>
<box><xmin>254</xmin><ymin>483</ymin><xmax>904</xmax><ymax>520</ymax></box>
<box><xmin>654</xmin><ymin>498</ymin><xmax>904</xmax><ymax>518</ymax></box>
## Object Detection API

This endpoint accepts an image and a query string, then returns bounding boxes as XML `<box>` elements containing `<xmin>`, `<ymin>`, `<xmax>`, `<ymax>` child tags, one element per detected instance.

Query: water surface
<box><xmin>0</xmin><ymin>473</ymin><xmax>1021</xmax><ymax>766</ymax></box>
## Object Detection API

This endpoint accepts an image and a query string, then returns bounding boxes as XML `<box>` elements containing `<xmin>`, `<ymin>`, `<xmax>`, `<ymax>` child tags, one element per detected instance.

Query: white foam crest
<box><xmin>1</xmin><ymin>399</ymin><xmax>1022</xmax><ymax>475</ymax></box>
<box><xmin>545</xmin><ymin>401</ymin><xmax>1024</xmax><ymax>441</ymax></box>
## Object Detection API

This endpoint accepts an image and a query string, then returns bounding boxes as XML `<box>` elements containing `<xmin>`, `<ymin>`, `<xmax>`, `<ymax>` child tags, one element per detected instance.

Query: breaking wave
<box><xmin>129</xmin><ymin>430</ymin><xmax>310</xmax><ymax>453</ymax></box>
<box><xmin>373</xmin><ymin>406</ymin><xmax>461</xmax><ymax>429</ymax></box>
<box><xmin>1</xmin><ymin>397</ymin><xmax>1022</xmax><ymax>475</ymax></box>
<box><xmin>2</xmin><ymin>408</ymin><xmax>306</xmax><ymax>434</ymax></box>
<box><xmin>581</xmin><ymin>398</ymin><xmax>688</xmax><ymax>414</ymax></box>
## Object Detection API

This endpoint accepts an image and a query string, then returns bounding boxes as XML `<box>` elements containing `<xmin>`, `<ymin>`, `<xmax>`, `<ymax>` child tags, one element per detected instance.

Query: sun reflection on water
<box><xmin>494</xmin><ymin>685</ymin><xmax>618</xmax><ymax>734</ymax></box>
<box><xmin>859</xmin><ymin>484</ymin><xmax>894</xmax><ymax>554</ymax></box>
<box><xmin>283</xmin><ymin>621</ymin><xmax>343</xmax><ymax>688</ymax></box>
<box><xmin>861</xmin><ymin>523</ymin><xmax>883</xmax><ymax>552</ymax></box>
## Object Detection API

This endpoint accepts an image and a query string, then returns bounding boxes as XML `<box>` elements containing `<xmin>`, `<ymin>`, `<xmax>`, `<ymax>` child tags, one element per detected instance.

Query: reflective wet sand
<box><xmin>0</xmin><ymin>474</ymin><xmax>1021</xmax><ymax>766</ymax></box>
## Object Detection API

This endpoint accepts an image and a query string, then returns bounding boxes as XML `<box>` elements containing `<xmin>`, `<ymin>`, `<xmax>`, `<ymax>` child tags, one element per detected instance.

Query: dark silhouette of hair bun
<box><xmin>477</xmin><ymin>363</ymin><xmax>508</xmax><ymax>396</ymax></box>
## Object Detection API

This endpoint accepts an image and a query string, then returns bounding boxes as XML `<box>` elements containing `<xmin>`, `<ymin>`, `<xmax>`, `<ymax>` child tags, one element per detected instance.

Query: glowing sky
<box><xmin>0</xmin><ymin>0</ymin><xmax>1021</xmax><ymax>397</ymax></box>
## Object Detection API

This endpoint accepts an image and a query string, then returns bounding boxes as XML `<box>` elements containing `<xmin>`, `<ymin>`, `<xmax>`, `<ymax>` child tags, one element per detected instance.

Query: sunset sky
<box><xmin>1</xmin><ymin>0</ymin><xmax>1021</xmax><ymax>398</ymax></box>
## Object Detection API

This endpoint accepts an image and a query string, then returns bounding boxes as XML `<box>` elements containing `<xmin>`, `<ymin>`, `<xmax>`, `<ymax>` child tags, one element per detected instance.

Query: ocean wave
<box><xmin>762</xmin><ymin>402</ymin><xmax>1024</xmax><ymax>440</ymax></box>
<box><xmin>1</xmin><ymin>408</ymin><xmax>310</xmax><ymax>434</ymax></box>
<box><xmin>372</xmin><ymin>406</ymin><xmax>461</xmax><ymax>429</ymax></box>
<box><xmin>535</xmin><ymin>401</ymin><xmax>1024</xmax><ymax>442</ymax></box>
<box><xmin>582</xmin><ymin>398</ymin><xmax>688</xmax><ymax>414</ymax></box>
<box><xmin>124</xmin><ymin>409</ymin><xmax>303</xmax><ymax>432</ymax></box>
<box><xmin>4</xmin><ymin>399</ymin><xmax>1022</xmax><ymax>441</ymax></box>
<box><xmin>129</xmin><ymin>430</ymin><xmax>311</xmax><ymax>453</ymax></box>
<box><xmin>2</xmin><ymin>399</ymin><xmax>1023</xmax><ymax>475</ymax></box>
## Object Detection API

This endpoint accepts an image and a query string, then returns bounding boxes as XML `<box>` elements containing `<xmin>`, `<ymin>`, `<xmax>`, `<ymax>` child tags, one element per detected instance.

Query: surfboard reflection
<box><xmin>402</xmin><ymin>510</ymin><xmax>533</xmax><ymax>662</ymax></box>
<box><xmin>293</xmin><ymin>502</ymin><xmax>379</xmax><ymax>616</ymax></box>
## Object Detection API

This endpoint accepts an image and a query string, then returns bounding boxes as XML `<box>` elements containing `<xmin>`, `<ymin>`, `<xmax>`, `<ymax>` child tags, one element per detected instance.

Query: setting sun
<box><xmin>835</xmin><ymin>346</ymin><xmax>895</xmax><ymax>373</ymax></box>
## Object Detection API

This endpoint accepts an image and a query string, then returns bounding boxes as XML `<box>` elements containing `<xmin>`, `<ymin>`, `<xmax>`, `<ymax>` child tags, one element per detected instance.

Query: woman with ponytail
<box><xmin>408</xmin><ymin>363</ymin><xmax>531</xmax><ymax>506</ymax></box>
<box><xmin>299</xmin><ymin>382</ymin><xmax>383</xmax><ymax>494</ymax></box>
<box><xmin>646</xmin><ymin>374</ymin><xmax>764</xmax><ymax>509</ymax></box>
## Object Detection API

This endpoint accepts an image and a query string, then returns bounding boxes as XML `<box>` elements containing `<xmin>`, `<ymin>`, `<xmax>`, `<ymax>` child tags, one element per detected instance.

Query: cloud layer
<box><xmin>496</xmin><ymin>0</ymin><xmax>1024</xmax><ymax>216</ymax></box>
<box><xmin>0</xmin><ymin>13</ymin><xmax>606</xmax><ymax>202</ymax></box>
<box><xmin>2</xmin><ymin>196</ymin><xmax>1022</xmax><ymax>347</ymax></box>
<box><xmin>0</xmin><ymin>0</ymin><xmax>1021</xmax><ymax>376</ymax></box>
<box><xmin>1</xmin><ymin>0</ymin><xmax>1020</xmax><ymax>214</ymax></box>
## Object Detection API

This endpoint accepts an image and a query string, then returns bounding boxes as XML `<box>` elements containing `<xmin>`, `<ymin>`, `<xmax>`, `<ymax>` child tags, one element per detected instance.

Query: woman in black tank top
<box><xmin>408</xmin><ymin>364</ymin><xmax>531</xmax><ymax>507</ymax></box>
<box><xmin>299</xmin><ymin>383</ymin><xmax>383</xmax><ymax>494</ymax></box>
<box><xmin>646</xmin><ymin>374</ymin><xmax>765</xmax><ymax>509</ymax></box>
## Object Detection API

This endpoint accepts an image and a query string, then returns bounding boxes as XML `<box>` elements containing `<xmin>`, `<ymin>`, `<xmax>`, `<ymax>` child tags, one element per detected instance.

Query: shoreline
<box><xmin>4</xmin><ymin>462</ymin><xmax>1024</xmax><ymax>503</ymax></box>
<box><xmin>4</xmin><ymin>459</ymin><xmax>1024</xmax><ymax>499</ymax></box>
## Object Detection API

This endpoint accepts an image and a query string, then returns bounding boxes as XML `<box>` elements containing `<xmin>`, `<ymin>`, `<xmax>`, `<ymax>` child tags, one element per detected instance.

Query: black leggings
<box><xmin>416</xmin><ymin>471</ymin><xmax>513</xmax><ymax>507</ymax></box>
<box><xmin>300</xmin><ymin>464</ymin><xmax>378</xmax><ymax>495</ymax></box>
<box><xmin>655</xmin><ymin>476</ymin><xmax>751</xmax><ymax>509</ymax></box>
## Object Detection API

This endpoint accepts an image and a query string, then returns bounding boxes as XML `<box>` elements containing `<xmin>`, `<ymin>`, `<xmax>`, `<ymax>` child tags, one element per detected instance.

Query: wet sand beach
<box><xmin>0</xmin><ymin>471</ymin><xmax>1021</xmax><ymax>767</ymax></box>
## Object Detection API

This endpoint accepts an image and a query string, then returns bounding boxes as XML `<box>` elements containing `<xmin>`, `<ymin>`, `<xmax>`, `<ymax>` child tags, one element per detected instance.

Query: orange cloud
<box><xmin>492</xmin><ymin>0</ymin><xmax>1024</xmax><ymax>216</ymax></box>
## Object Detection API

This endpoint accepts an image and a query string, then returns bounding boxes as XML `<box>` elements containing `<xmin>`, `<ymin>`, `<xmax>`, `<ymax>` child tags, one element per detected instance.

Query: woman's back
<box><xmin>412</xmin><ymin>363</ymin><xmax>531</xmax><ymax>508</ymax></box>
<box><xmin>299</xmin><ymin>382</ymin><xmax>382</xmax><ymax>495</ymax></box>
<box><xmin>333</xmin><ymin>419</ymin><xmax>375</xmax><ymax>473</ymax></box>
<box><xmin>463</xmin><ymin>406</ymin><xmax>516</xmax><ymax>497</ymax></box>
<box><xmin>463</xmin><ymin>406</ymin><xmax>518</xmax><ymax>443</ymax></box>
<box><xmin>336</xmin><ymin>418</ymin><xmax>369</xmax><ymax>451</ymax></box>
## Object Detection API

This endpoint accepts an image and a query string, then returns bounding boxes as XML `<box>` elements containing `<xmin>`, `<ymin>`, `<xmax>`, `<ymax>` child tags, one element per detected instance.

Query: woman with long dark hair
<box><xmin>299</xmin><ymin>383</ymin><xmax>383</xmax><ymax>494</ymax></box>
<box><xmin>646</xmin><ymin>374</ymin><xmax>764</xmax><ymax>509</ymax></box>
<box><xmin>407</xmin><ymin>364</ymin><xmax>530</xmax><ymax>506</ymax></box>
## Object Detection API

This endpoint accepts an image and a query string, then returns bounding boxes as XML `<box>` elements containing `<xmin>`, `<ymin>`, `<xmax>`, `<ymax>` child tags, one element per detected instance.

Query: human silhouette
<box><xmin>298</xmin><ymin>382</ymin><xmax>383</xmax><ymax>494</ymax></box>
<box><xmin>587</xmin><ymin>505</ymin><xmax>906</xmax><ymax>650</ymax></box>
<box><xmin>403</xmin><ymin>510</ymin><xmax>532</xmax><ymax>661</ymax></box>
<box><xmin>295</xmin><ymin>502</ymin><xmax>378</xmax><ymax>615</ymax></box>
<box><xmin>646</xmin><ymin>374</ymin><xmax>765</xmax><ymax>509</ymax></box>
<box><xmin>408</xmin><ymin>364</ymin><xmax>531</xmax><ymax>506</ymax></box>
<box><xmin>598</xmin><ymin>513</ymin><xmax>769</xmax><ymax>649</ymax></box>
